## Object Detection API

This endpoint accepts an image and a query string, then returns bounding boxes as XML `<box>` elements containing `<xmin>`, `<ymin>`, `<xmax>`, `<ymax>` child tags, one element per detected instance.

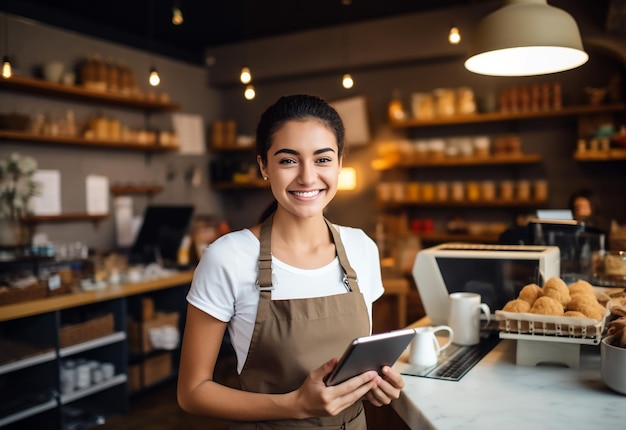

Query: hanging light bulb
<box><xmin>244</xmin><ymin>84</ymin><xmax>256</xmax><ymax>100</ymax></box>
<box><xmin>240</xmin><ymin>66</ymin><xmax>252</xmax><ymax>84</ymax></box>
<box><xmin>342</xmin><ymin>73</ymin><xmax>354</xmax><ymax>89</ymax></box>
<box><xmin>149</xmin><ymin>66</ymin><xmax>160</xmax><ymax>86</ymax></box>
<box><xmin>2</xmin><ymin>14</ymin><xmax>11</xmax><ymax>79</ymax></box>
<box><xmin>2</xmin><ymin>56</ymin><xmax>11</xmax><ymax>79</ymax></box>
<box><xmin>448</xmin><ymin>26</ymin><xmax>461</xmax><ymax>45</ymax></box>
<box><xmin>172</xmin><ymin>6</ymin><xmax>184</xmax><ymax>25</ymax></box>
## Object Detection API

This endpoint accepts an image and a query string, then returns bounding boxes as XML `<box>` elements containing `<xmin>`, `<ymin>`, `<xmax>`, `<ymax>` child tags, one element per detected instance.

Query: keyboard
<box><xmin>401</xmin><ymin>330</ymin><xmax>500</xmax><ymax>382</ymax></box>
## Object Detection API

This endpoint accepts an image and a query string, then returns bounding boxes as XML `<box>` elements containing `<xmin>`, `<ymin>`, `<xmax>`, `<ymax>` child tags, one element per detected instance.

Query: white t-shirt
<box><xmin>187</xmin><ymin>225</ymin><xmax>384</xmax><ymax>373</ymax></box>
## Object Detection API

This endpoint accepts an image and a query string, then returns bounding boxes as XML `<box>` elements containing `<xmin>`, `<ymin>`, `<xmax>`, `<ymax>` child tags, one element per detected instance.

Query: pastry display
<box><xmin>529</xmin><ymin>296</ymin><xmax>564</xmax><ymax>316</ymax></box>
<box><xmin>567</xmin><ymin>294</ymin><xmax>606</xmax><ymax>320</ymax></box>
<box><xmin>502</xmin><ymin>299</ymin><xmax>530</xmax><ymax>313</ymax></box>
<box><xmin>542</xmin><ymin>277</ymin><xmax>571</xmax><ymax>308</ymax></box>
<box><xmin>497</xmin><ymin>276</ymin><xmax>610</xmax><ymax>341</ymax></box>
<box><xmin>518</xmin><ymin>283</ymin><xmax>542</xmax><ymax>305</ymax></box>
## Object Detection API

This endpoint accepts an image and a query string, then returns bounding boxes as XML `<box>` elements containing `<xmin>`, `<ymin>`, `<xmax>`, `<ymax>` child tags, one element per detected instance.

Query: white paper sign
<box><xmin>86</xmin><ymin>175</ymin><xmax>109</xmax><ymax>215</ymax></box>
<box><xmin>330</xmin><ymin>96</ymin><xmax>371</xmax><ymax>146</ymax></box>
<box><xmin>31</xmin><ymin>170</ymin><xmax>61</xmax><ymax>215</ymax></box>
<box><xmin>172</xmin><ymin>113</ymin><xmax>206</xmax><ymax>155</ymax></box>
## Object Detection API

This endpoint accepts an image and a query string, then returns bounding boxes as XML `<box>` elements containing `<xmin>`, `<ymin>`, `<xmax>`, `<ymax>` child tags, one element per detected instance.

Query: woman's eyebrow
<box><xmin>273</xmin><ymin>147</ymin><xmax>336</xmax><ymax>156</ymax></box>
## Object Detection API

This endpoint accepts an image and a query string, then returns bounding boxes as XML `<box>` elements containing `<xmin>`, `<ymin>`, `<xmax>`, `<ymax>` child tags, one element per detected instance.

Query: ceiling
<box><xmin>2</xmin><ymin>0</ymin><xmax>479</xmax><ymax>65</ymax></box>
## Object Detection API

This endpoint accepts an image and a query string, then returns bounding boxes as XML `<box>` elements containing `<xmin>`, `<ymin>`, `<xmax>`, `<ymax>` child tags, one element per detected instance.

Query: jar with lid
<box><xmin>516</xmin><ymin>180</ymin><xmax>531</xmax><ymax>201</ymax></box>
<box><xmin>433</xmin><ymin>88</ymin><xmax>456</xmax><ymax>117</ymax></box>
<box><xmin>481</xmin><ymin>181</ymin><xmax>496</xmax><ymax>201</ymax></box>
<box><xmin>435</xmin><ymin>181</ymin><xmax>449</xmax><ymax>201</ymax></box>
<box><xmin>451</xmin><ymin>181</ymin><xmax>464</xmax><ymax>201</ymax></box>
<box><xmin>421</xmin><ymin>183</ymin><xmax>435</xmax><ymax>202</ymax></box>
<box><xmin>534</xmin><ymin>180</ymin><xmax>548</xmax><ymax>201</ymax></box>
<box><xmin>456</xmin><ymin>87</ymin><xmax>476</xmax><ymax>115</ymax></box>
<box><xmin>500</xmin><ymin>180</ymin><xmax>514</xmax><ymax>201</ymax></box>
<box><xmin>411</xmin><ymin>92</ymin><xmax>434</xmax><ymax>120</ymax></box>
<box><xmin>466</xmin><ymin>182</ymin><xmax>480</xmax><ymax>201</ymax></box>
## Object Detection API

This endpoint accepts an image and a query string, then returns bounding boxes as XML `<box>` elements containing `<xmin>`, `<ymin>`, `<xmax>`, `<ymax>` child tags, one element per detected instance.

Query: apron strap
<box><xmin>258</xmin><ymin>215</ymin><xmax>274</xmax><ymax>290</ymax></box>
<box><xmin>324</xmin><ymin>218</ymin><xmax>359</xmax><ymax>292</ymax></box>
<box><xmin>257</xmin><ymin>214</ymin><xmax>360</xmax><ymax>293</ymax></box>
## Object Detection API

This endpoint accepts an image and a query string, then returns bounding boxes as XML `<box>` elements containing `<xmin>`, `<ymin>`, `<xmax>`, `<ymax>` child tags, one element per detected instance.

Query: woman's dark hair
<box><xmin>568</xmin><ymin>188</ymin><xmax>595</xmax><ymax>214</ymax></box>
<box><xmin>256</xmin><ymin>94</ymin><xmax>345</xmax><ymax>165</ymax></box>
<box><xmin>256</xmin><ymin>94</ymin><xmax>345</xmax><ymax>222</ymax></box>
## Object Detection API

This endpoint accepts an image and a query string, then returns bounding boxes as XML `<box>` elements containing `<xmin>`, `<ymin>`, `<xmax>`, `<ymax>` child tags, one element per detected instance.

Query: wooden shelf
<box><xmin>389</xmin><ymin>103</ymin><xmax>626</xmax><ymax>128</ymax></box>
<box><xmin>574</xmin><ymin>150</ymin><xmax>626</xmax><ymax>161</ymax></box>
<box><xmin>211</xmin><ymin>181</ymin><xmax>270</xmax><ymax>190</ymax></box>
<box><xmin>417</xmin><ymin>231</ymin><xmax>502</xmax><ymax>243</ymax></box>
<box><xmin>209</xmin><ymin>144</ymin><xmax>255</xmax><ymax>152</ymax></box>
<box><xmin>110</xmin><ymin>184</ymin><xmax>164</xmax><ymax>196</ymax></box>
<box><xmin>378</xmin><ymin>199</ymin><xmax>547</xmax><ymax>208</ymax></box>
<box><xmin>0</xmin><ymin>130</ymin><xmax>178</xmax><ymax>152</ymax></box>
<box><xmin>0</xmin><ymin>75</ymin><xmax>180</xmax><ymax>112</ymax></box>
<box><xmin>22</xmin><ymin>213</ymin><xmax>108</xmax><ymax>225</ymax></box>
<box><xmin>373</xmin><ymin>153</ymin><xmax>542</xmax><ymax>170</ymax></box>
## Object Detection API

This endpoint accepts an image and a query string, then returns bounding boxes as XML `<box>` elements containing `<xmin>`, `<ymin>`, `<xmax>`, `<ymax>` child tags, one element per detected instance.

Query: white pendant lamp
<box><xmin>464</xmin><ymin>0</ymin><xmax>589</xmax><ymax>76</ymax></box>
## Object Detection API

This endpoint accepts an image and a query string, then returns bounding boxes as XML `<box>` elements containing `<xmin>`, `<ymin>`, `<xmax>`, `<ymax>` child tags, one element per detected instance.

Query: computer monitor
<box><xmin>128</xmin><ymin>205</ymin><xmax>195</xmax><ymax>266</ymax></box>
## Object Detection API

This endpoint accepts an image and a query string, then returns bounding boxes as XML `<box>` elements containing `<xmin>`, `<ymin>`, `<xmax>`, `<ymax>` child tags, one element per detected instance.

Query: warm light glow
<box><xmin>448</xmin><ymin>26</ymin><xmax>461</xmax><ymax>45</ymax></box>
<box><xmin>149</xmin><ymin>67</ymin><xmax>160</xmax><ymax>86</ymax></box>
<box><xmin>464</xmin><ymin>0</ymin><xmax>588</xmax><ymax>76</ymax></box>
<box><xmin>342</xmin><ymin>73</ymin><xmax>354</xmax><ymax>89</ymax></box>
<box><xmin>240</xmin><ymin>66</ymin><xmax>251</xmax><ymax>84</ymax></box>
<box><xmin>338</xmin><ymin>167</ymin><xmax>357</xmax><ymax>191</ymax></box>
<box><xmin>172</xmin><ymin>7</ymin><xmax>183</xmax><ymax>25</ymax></box>
<box><xmin>1</xmin><ymin>56</ymin><xmax>11</xmax><ymax>79</ymax></box>
<box><xmin>244</xmin><ymin>84</ymin><xmax>256</xmax><ymax>100</ymax></box>
<box><xmin>465</xmin><ymin>46</ymin><xmax>588</xmax><ymax>76</ymax></box>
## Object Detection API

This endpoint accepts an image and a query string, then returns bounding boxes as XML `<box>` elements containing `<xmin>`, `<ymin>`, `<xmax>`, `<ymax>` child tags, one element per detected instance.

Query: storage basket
<box><xmin>128</xmin><ymin>352</ymin><xmax>173</xmax><ymax>392</ymax></box>
<box><xmin>59</xmin><ymin>313</ymin><xmax>115</xmax><ymax>347</ymax></box>
<box><xmin>143</xmin><ymin>352</ymin><xmax>172</xmax><ymax>387</ymax></box>
<box><xmin>127</xmin><ymin>311</ymin><xmax>179</xmax><ymax>353</ymax></box>
<box><xmin>0</xmin><ymin>282</ymin><xmax>48</xmax><ymax>305</ymax></box>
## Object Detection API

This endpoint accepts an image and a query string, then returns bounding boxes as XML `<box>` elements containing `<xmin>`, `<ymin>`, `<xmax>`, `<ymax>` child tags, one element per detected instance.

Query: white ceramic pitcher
<box><xmin>409</xmin><ymin>325</ymin><xmax>454</xmax><ymax>367</ymax></box>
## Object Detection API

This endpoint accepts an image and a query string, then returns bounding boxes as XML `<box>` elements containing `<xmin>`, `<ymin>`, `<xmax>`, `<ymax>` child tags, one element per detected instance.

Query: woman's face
<box><xmin>573</xmin><ymin>196</ymin><xmax>592</xmax><ymax>220</ymax></box>
<box><xmin>258</xmin><ymin>119</ymin><xmax>341</xmax><ymax>219</ymax></box>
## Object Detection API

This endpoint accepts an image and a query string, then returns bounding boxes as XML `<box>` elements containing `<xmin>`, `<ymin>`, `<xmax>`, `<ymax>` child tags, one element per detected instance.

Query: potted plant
<box><xmin>0</xmin><ymin>153</ymin><xmax>39</xmax><ymax>246</ymax></box>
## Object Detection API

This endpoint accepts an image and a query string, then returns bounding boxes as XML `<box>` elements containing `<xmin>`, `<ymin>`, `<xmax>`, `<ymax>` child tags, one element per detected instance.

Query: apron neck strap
<box><xmin>257</xmin><ymin>215</ymin><xmax>360</xmax><ymax>292</ymax></box>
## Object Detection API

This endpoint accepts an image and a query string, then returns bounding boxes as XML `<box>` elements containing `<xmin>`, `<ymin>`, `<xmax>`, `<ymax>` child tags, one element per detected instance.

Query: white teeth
<box><xmin>292</xmin><ymin>190</ymin><xmax>320</xmax><ymax>197</ymax></box>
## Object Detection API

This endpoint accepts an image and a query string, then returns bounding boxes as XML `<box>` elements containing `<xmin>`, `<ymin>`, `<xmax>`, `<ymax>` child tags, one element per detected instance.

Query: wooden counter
<box><xmin>0</xmin><ymin>271</ymin><xmax>194</xmax><ymax>322</ymax></box>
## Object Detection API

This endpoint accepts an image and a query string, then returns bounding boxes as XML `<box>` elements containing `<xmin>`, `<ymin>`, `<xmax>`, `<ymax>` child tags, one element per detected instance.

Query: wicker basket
<box><xmin>0</xmin><ymin>282</ymin><xmax>48</xmax><ymax>305</ymax></box>
<box><xmin>127</xmin><ymin>311</ymin><xmax>180</xmax><ymax>353</ymax></box>
<box><xmin>59</xmin><ymin>313</ymin><xmax>115</xmax><ymax>347</ymax></box>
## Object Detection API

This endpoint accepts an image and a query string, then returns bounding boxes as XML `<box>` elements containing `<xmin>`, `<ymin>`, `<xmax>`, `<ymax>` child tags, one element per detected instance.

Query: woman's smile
<box><xmin>290</xmin><ymin>189</ymin><xmax>323</xmax><ymax>199</ymax></box>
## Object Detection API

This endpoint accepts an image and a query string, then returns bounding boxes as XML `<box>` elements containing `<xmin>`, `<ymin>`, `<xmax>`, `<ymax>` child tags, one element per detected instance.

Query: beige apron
<box><xmin>231</xmin><ymin>215</ymin><xmax>371</xmax><ymax>430</ymax></box>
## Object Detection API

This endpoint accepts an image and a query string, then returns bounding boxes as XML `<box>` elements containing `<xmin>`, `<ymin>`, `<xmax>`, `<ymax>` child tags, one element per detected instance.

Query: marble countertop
<box><xmin>392</xmin><ymin>322</ymin><xmax>625</xmax><ymax>429</ymax></box>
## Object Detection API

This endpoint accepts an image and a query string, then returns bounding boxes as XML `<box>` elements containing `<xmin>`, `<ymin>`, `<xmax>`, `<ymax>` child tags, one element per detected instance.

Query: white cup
<box><xmin>409</xmin><ymin>325</ymin><xmax>454</xmax><ymax>367</ymax></box>
<box><xmin>448</xmin><ymin>292</ymin><xmax>491</xmax><ymax>346</ymax></box>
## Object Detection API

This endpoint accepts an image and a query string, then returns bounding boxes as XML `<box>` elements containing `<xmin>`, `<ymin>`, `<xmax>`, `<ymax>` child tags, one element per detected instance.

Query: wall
<box><xmin>205</xmin><ymin>1</ymin><xmax>626</xmax><ymax>236</ymax></box>
<box><xmin>0</xmin><ymin>15</ymin><xmax>222</xmax><ymax>251</ymax></box>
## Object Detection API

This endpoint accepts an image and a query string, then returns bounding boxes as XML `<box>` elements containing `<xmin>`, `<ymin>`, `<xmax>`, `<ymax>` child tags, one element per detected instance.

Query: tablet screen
<box><xmin>325</xmin><ymin>328</ymin><xmax>416</xmax><ymax>386</ymax></box>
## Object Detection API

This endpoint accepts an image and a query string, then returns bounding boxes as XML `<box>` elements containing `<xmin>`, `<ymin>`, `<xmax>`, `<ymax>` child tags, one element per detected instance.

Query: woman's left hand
<box><xmin>364</xmin><ymin>366</ymin><xmax>404</xmax><ymax>406</ymax></box>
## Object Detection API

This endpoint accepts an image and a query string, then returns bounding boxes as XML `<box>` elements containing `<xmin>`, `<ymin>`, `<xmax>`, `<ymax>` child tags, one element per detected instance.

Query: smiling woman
<box><xmin>177</xmin><ymin>94</ymin><xmax>404</xmax><ymax>429</ymax></box>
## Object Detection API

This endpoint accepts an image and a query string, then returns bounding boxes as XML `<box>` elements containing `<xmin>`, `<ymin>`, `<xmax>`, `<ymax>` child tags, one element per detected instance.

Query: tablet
<box><xmin>324</xmin><ymin>328</ymin><xmax>416</xmax><ymax>386</ymax></box>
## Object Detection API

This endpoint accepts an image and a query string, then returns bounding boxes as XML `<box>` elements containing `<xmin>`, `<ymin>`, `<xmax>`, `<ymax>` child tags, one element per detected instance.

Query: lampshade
<box><xmin>464</xmin><ymin>0</ymin><xmax>588</xmax><ymax>76</ymax></box>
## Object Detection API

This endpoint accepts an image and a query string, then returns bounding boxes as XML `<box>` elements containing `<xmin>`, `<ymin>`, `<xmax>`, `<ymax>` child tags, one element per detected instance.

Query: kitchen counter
<box><xmin>392</xmin><ymin>318</ymin><xmax>625</xmax><ymax>429</ymax></box>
